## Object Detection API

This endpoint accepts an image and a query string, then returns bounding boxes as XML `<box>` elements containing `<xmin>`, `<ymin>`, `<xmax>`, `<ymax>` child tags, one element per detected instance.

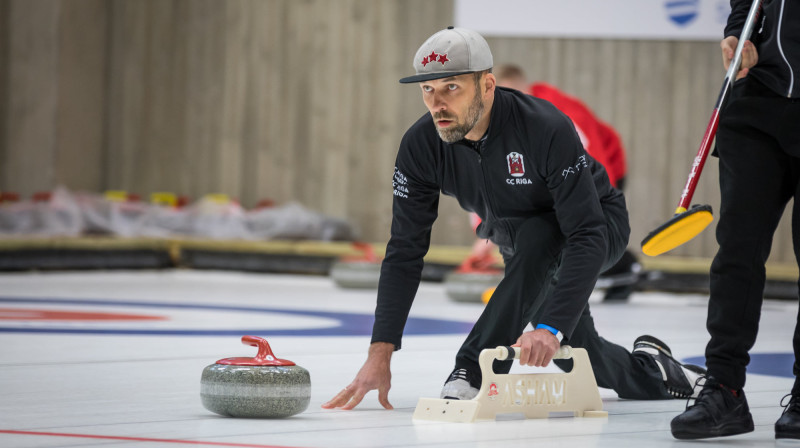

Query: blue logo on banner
<box><xmin>665</xmin><ymin>0</ymin><xmax>699</xmax><ymax>26</ymax></box>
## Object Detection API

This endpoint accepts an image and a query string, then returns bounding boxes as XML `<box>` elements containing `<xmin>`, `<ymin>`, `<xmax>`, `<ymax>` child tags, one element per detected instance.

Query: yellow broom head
<box><xmin>641</xmin><ymin>205</ymin><xmax>713</xmax><ymax>257</ymax></box>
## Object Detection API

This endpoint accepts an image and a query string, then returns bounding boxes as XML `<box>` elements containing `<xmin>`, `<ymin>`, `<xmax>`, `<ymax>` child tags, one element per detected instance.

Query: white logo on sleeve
<box><xmin>393</xmin><ymin>167</ymin><xmax>409</xmax><ymax>198</ymax></box>
<box><xmin>562</xmin><ymin>155</ymin><xmax>588</xmax><ymax>180</ymax></box>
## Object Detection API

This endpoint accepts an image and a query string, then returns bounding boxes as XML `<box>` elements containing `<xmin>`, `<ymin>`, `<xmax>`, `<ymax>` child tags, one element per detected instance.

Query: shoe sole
<box><xmin>776</xmin><ymin>428</ymin><xmax>800</xmax><ymax>439</ymax></box>
<box><xmin>634</xmin><ymin>337</ymin><xmax>708</xmax><ymax>399</ymax></box>
<box><xmin>776</xmin><ymin>433</ymin><xmax>800</xmax><ymax>439</ymax></box>
<box><xmin>683</xmin><ymin>364</ymin><xmax>706</xmax><ymax>375</ymax></box>
<box><xmin>668</xmin><ymin>364</ymin><xmax>708</xmax><ymax>399</ymax></box>
<box><xmin>672</xmin><ymin>417</ymin><xmax>754</xmax><ymax>440</ymax></box>
<box><xmin>633</xmin><ymin>335</ymin><xmax>673</xmax><ymax>357</ymax></box>
<box><xmin>637</xmin><ymin>349</ymin><xmax>698</xmax><ymax>398</ymax></box>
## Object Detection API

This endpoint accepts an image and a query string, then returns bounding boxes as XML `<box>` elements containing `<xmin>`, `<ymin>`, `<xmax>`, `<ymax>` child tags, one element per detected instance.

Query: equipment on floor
<box><xmin>481</xmin><ymin>286</ymin><xmax>496</xmax><ymax>304</ymax></box>
<box><xmin>200</xmin><ymin>336</ymin><xmax>311</xmax><ymax>418</ymax></box>
<box><xmin>444</xmin><ymin>253</ymin><xmax>503</xmax><ymax>303</ymax></box>
<box><xmin>329</xmin><ymin>242</ymin><xmax>382</xmax><ymax>289</ymax></box>
<box><xmin>413</xmin><ymin>345</ymin><xmax>607</xmax><ymax>422</ymax></box>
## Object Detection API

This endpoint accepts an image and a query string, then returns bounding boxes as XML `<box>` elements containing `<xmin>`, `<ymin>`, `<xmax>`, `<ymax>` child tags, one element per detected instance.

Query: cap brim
<box><xmin>398</xmin><ymin>70</ymin><xmax>475</xmax><ymax>84</ymax></box>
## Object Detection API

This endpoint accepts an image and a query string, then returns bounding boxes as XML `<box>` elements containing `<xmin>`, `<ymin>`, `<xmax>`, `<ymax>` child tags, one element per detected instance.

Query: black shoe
<box><xmin>599</xmin><ymin>255</ymin><xmax>641</xmax><ymax>302</ymax></box>
<box><xmin>603</xmin><ymin>283</ymin><xmax>635</xmax><ymax>302</ymax></box>
<box><xmin>671</xmin><ymin>377</ymin><xmax>754</xmax><ymax>439</ymax></box>
<box><xmin>439</xmin><ymin>368</ymin><xmax>481</xmax><ymax>400</ymax></box>
<box><xmin>776</xmin><ymin>393</ymin><xmax>800</xmax><ymax>439</ymax></box>
<box><xmin>632</xmin><ymin>335</ymin><xmax>706</xmax><ymax>398</ymax></box>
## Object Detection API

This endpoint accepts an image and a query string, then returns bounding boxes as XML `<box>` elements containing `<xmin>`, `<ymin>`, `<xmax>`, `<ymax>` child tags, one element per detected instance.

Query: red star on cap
<box><xmin>421</xmin><ymin>56</ymin><xmax>430</xmax><ymax>66</ymax></box>
<box><xmin>428</xmin><ymin>51</ymin><xmax>439</xmax><ymax>63</ymax></box>
<box><xmin>437</xmin><ymin>53</ymin><xmax>449</xmax><ymax>64</ymax></box>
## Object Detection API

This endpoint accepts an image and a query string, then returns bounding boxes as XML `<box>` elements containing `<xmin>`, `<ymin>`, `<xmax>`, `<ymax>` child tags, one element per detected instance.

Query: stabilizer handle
<box><xmin>497</xmin><ymin>346</ymin><xmax>573</xmax><ymax>361</ymax></box>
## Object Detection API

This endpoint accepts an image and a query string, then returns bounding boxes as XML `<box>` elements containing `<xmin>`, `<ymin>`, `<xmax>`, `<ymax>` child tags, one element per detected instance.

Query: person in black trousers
<box><xmin>322</xmin><ymin>26</ymin><xmax>705</xmax><ymax>412</ymax></box>
<box><xmin>464</xmin><ymin>64</ymin><xmax>642</xmax><ymax>302</ymax></box>
<box><xmin>671</xmin><ymin>0</ymin><xmax>800</xmax><ymax>440</ymax></box>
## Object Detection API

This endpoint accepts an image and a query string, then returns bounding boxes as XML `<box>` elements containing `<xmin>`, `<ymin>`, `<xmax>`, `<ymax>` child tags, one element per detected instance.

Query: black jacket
<box><xmin>727</xmin><ymin>0</ymin><xmax>800</xmax><ymax>98</ymax></box>
<box><xmin>371</xmin><ymin>87</ymin><xmax>628</xmax><ymax>349</ymax></box>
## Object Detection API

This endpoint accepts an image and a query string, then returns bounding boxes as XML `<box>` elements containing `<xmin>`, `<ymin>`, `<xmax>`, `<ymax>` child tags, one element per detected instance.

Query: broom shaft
<box><xmin>676</xmin><ymin>0</ymin><xmax>762</xmax><ymax>211</ymax></box>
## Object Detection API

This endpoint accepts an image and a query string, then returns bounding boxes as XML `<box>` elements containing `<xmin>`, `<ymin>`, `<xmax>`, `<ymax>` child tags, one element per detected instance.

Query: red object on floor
<box><xmin>0</xmin><ymin>430</ymin><xmax>307</xmax><ymax>448</ymax></box>
<box><xmin>32</xmin><ymin>191</ymin><xmax>52</xmax><ymax>202</ymax></box>
<box><xmin>455</xmin><ymin>253</ymin><xmax>501</xmax><ymax>273</ymax></box>
<box><xmin>0</xmin><ymin>191</ymin><xmax>20</xmax><ymax>203</ymax></box>
<box><xmin>341</xmin><ymin>241</ymin><xmax>381</xmax><ymax>263</ymax></box>
<box><xmin>0</xmin><ymin>308</ymin><xmax>167</xmax><ymax>321</ymax></box>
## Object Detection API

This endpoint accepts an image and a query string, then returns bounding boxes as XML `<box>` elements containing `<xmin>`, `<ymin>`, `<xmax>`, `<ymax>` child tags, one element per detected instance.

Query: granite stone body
<box><xmin>444</xmin><ymin>271</ymin><xmax>504</xmax><ymax>303</ymax></box>
<box><xmin>330</xmin><ymin>261</ymin><xmax>381</xmax><ymax>289</ymax></box>
<box><xmin>201</xmin><ymin>363</ymin><xmax>311</xmax><ymax>418</ymax></box>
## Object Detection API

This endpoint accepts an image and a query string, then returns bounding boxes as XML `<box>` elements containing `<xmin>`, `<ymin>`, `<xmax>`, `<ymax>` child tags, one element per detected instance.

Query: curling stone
<box><xmin>330</xmin><ymin>242</ymin><xmax>382</xmax><ymax>289</ymax></box>
<box><xmin>444</xmin><ymin>254</ymin><xmax>504</xmax><ymax>303</ymax></box>
<box><xmin>445</xmin><ymin>271</ymin><xmax>504</xmax><ymax>303</ymax></box>
<box><xmin>201</xmin><ymin>336</ymin><xmax>310</xmax><ymax>418</ymax></box>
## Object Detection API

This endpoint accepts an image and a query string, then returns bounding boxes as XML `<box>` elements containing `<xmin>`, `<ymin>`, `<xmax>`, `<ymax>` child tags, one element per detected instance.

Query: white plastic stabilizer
<box><xmin>412</xmin><ymin>345</ymin><xmax>607</xmax><ymax>423</ymax></box>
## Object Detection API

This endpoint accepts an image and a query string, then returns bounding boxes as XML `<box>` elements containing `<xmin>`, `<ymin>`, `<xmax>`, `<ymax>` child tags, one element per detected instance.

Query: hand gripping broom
<box><xmin>641</xmin><ymin>0</ymin><xmax>763</xmax><ymax>256</ymax></box>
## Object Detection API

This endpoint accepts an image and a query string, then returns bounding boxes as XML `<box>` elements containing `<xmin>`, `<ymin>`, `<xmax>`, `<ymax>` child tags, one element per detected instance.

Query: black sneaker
<box><xmin>632</xmin><ymin>335</ymin><xmax>706</xmax><ymax>398</ymax></box>
<box><xmin>671</xmin><ymin>377</ymin><xmax>754</xmax><ymax>439</ymax></box>
<box><xmin>776</xmin><ymin>393</ymin><xmax>800</xmax><ymax>439</ymax></box>
<box><xmin>600</xmin><ymin>251</ymin><xmax>641</xmax><ymax>302</ymax></box>
<box><xmin>603</xmin><ymin>283</ymin><xmax>635</xmax><ymax>302</ymax></box>
<box><xmin>440</xmin><ymin>368</ymin><xmax>481</xmax><ymax>400</ymax></box>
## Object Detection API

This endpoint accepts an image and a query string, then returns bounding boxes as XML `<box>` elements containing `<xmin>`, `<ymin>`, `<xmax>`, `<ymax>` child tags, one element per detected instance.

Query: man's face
<box><xmin>419</xmin><ymin>73</ymin><xmax>485</xmax><ymax>143</ymax></box>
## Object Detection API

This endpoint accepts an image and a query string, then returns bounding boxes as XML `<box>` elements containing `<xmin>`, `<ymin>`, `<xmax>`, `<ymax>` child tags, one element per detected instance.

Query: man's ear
<box><xmin>483</xmin><ymin>73</ymin><xmax>496</xmax><ymax>96</ymax></box>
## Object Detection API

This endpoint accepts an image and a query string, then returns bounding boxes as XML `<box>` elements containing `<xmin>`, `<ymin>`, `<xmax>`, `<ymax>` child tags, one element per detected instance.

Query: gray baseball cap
<box><xmin>399</xmin><ymin>26</ymin><xmax>493</xmax><ymax>84</ymax></box>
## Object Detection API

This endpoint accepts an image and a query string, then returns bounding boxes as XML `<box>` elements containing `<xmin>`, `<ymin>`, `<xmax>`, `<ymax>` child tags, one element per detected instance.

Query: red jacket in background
<box><xmin>529</xmin><ymin>83</ymin><xmax>627</xmax><ymax>189</ymax></box>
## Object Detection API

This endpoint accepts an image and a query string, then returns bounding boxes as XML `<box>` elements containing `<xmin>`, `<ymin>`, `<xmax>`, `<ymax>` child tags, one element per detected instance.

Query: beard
<box><xmin>433</xmin><ymin>89</ymin><xmax>485</xmax><ymax>143</ymax></box>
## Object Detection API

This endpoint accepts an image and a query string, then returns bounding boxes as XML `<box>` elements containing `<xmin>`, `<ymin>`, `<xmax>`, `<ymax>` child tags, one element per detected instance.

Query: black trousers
<box><xmin>705</xmin><ymin>77</ymin><xmax>800</xmax><ymax>392</ymax></box>
<box><xmin>454</xmin><ymin>202</ymin><xmax>673</xmax><ymax>399</ymax></box>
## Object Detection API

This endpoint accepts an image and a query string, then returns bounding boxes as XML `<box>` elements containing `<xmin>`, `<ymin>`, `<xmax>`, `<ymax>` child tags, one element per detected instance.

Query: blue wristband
<box><xmin>535</xmin><ymin>323</ymin><xmax>559</xmax><ymax>335</ymax></box>
<box><xmin>536</xmin><ymin>323</ymin><xmax>564</xmax><ymax>342</ymax></box>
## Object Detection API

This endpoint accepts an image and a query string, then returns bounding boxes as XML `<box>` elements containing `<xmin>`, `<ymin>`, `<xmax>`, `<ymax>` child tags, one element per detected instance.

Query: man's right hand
<box><xmin>321</xmin><ymin>342</ymin><xmax>394</xmax><ymax>410</ymax></box>
<box><xmin>721</xmin><ymin>36</ymin><xmax>758</xmax><ymax>80</ymax></box>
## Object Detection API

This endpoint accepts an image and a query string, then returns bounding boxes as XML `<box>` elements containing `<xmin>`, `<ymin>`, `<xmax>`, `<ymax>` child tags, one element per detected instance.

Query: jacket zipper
<box><xmin>776</xmin><ymin>0</ymin><xmax>795</xmax><ymax>97</ymax></box>
<box><xmin>475</xmin><ymin>139</ymin><xmax>497</xmax><ymax>220</ymax></box>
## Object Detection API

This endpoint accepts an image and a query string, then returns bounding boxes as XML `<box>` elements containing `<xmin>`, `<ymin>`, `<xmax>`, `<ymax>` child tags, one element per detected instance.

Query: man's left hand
<box><xmin>513</xmin><ymin>328</ymin><xmax>560</xmax><ymax>367</ymax></box>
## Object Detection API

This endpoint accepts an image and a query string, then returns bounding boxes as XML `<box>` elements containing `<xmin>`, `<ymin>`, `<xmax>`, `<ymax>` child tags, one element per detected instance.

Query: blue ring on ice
<box><xmin>683</xmin><ymin>353</ymin><xmax>794</xmax><ymax>379</ymax></box>
<box><xmin>0</xmin><ymin>297</ymin><xmax>474</xmax><ymax>337</ymax></box>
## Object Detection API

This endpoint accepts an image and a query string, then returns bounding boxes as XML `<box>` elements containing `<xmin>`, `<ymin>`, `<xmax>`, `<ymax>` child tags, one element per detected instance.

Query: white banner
<box><xmin>454</xmin><ymin>0</ymin><xmax>732</xmax><ymax>41</ymax></box>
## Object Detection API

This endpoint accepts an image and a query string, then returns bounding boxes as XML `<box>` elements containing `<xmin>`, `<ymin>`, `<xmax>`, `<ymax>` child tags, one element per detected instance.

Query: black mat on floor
<box><xmin>0</xmin><ymin>249</ymin><xmax>172</xmax><ymax>271</ymax></box>
<box><xmin>637</xmin><ymin>271</ymin><xmax>798</xmax><ymax>301</ymax></box>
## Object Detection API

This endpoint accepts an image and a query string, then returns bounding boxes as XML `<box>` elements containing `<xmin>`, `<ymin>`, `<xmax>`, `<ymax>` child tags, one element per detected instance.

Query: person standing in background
<box><xmin>670</xmin><ymin>0</ymin><xmax>800</xmax><ymax>440</ymax></box>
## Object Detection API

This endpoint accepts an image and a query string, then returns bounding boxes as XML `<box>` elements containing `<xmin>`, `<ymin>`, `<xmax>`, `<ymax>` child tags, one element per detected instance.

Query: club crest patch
<box><xmin>507</xmin><ymin>152</ymin><xmax>525</xmax><ymax>177</ymax></box>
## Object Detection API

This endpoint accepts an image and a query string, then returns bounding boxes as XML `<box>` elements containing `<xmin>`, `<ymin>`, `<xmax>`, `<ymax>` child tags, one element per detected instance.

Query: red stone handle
<box><xmin>215</xmin><ymin>335</ymin><xmax>296</xmax><ymax>366</ymax></box>
<box><xmin>242</xmin><ymin>335</ymin><xmax>278</xmax><ymax>363</ymax></box>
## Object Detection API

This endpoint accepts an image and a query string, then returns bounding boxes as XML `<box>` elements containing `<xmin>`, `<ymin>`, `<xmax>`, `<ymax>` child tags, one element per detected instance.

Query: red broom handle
<box><xmin>675</xmin><ymin>0</ymin><xmax>762</xmax><ymax>213</ymax></box>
